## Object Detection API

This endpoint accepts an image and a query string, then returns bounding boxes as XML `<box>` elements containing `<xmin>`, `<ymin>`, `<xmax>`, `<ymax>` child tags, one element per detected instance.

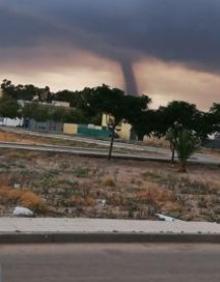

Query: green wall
<box><xmin>77</xmin><ymin>125</ymin><xmax>110</xmax><ymax>139</ymax></box>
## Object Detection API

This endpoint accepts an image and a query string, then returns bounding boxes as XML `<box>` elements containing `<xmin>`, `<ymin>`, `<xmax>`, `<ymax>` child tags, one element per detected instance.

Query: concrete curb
<box><xmin>1</xmin><ymin>232</ymin><xmax>220</xmax><ymax>244</ymax></box>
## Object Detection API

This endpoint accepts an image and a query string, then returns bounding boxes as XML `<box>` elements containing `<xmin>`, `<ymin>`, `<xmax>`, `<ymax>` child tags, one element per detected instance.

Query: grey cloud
<box><xmin>0</xmin><ymin>0</ymin><xmax>220</xmax><ymax>94</ymax></box>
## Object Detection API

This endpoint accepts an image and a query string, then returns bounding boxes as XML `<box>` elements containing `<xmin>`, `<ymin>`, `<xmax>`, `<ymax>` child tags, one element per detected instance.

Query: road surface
<box><xmin>0</xmin><ymin>140</ymin><xmax>220</xmax><ymax>165</ymax></box>
<box><xmin>0</xmin><ymin>243</ymin><xmax>220</xmax><ymax>281</ymax></box>
<box><xmin>1</xmin><ymin>126</ymin><xmax>220</xmax><ymax>164</ymax></box>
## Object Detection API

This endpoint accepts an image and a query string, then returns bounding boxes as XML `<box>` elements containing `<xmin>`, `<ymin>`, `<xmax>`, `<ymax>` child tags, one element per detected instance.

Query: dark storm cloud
<box><xmin>0</xmin><ymin>0</ymin><xmax>220</xmax><ymax>94</ymax></box>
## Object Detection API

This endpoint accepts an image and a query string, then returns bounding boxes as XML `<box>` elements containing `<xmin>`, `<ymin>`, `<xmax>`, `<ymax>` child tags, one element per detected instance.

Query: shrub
<box><xmin>175</xmin><ymin>129</ymin><xmax>200</xmax><ymax>172</ymax></box>
<box><xmin>20</xmin><ymin>191</ymin><xmax>44</xmax><ymax>211</ymax></box>
<box><xmin>69</xmin><ymin>195</ymin><xmax>95</xmax><ymax>207</ymax></box>
<box><xmin>161</xmin><ymin>201</ymin><xmax>183</xmax><ymax>215</ymax></box>
<box><xmin>136</xmin><ymin>184</ymin><xmax>175</xmax><ymax>205</ymax></box>
<box><xmin>74</xmin><ymin>167</ymin><xmax>90</xmax><ymax>178</ymax></box>
<box><xmin>103</xmin><ymin>177</ymin><xmax>116</xmax><ymax>187</ymax></box>
<box><xmin>0</xmin><ymin>185</ymin><xmax>45</xmax><ymax>213</ymax></box>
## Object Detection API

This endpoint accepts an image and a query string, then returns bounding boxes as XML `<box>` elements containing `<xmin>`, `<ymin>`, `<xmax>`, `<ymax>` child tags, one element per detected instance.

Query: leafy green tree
<box><xmin>156</xmin><ymin>101</ymin><xmax>199</xmax><ymax>136</ymax></box>
<box><xmin>81</xmin><ymin>84</ymin><xmax>126</xmax><ymax>160</ymax></box>
<box><xmin>53</xmin><ymin>90</ymin><xmax>81</xmax><ymax>107</ymax></box>
<box><xmin>209</xmin><ymin>103</ymin><xmax>220</xmax><ymax>133</ymax></box>
<box><xmin>154</xmin><ymin>101</ymin><xmax>201</xmax><ymax>162</ymax></box>
<box><xmin>175</xmin><ymin>129</ymin><xmax>200</xmax><ymax>172</ymax></box>
<box><xmin>123</xmin><ymin>95</ymin><xmax>152</xmax><ymax>141</ymax></box>
<box><xmin>22</xmin><ymin>102</ymin><xmax>93</xmax><ymax>125</ymax></box>
<box><xmin>0</xmin><ymin>96</ymin><xmax>20</xmax><ymax>119</ymax></box>
<box><xmin>1</xmin><ymin>79</ymin><xmax>15</xmax><ymax>97</ymax></box>
<box><xmin>1</xmin><ymin>79</ymin><xmax>52</xmax><ymax>102</ymax></box>
<box><xmin>49</xmin><ymin>106</ymin><xmax>68</xmax><ymax>122</ymax></box>
<box><xmin>193</xmin><ymin>111</ymin><xmax>215</xmax><ymax>140</ymax></box>
<box><xmin>166</xmin><ymin>122</ymin><xmax>183</xmax><ymax>163</ymax></box>
<box><xmin>22</xmin><ymin>103</ymin><xmax>49</xmax><ymax>122</ymax></box>
<box><xmin>62</xmin><ymin>109</ymin><xmax>90</xmax><ymax>124</ymax></box>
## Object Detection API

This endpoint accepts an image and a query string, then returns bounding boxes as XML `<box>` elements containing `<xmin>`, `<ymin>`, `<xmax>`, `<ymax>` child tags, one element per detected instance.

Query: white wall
<box><xmin>0</xmin><ymin>118</ymin><xmax>23</xmax><ymax>127</ymax></box>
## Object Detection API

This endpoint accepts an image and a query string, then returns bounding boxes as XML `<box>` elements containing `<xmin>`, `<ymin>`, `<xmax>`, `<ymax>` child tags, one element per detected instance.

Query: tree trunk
<box><xmin>137</xmin><ymin>134</ymin><xmax>144</xmax><ymax>142</ymax></box>
<box><xmin>108</xmin><ymin>125</ymin><xmax>116</xmax><ymax>160</ymax></box>
<box><xmin>170</xmin><ymin>143</ymin><xmax>175</xmax><ymax>164</ymax></box>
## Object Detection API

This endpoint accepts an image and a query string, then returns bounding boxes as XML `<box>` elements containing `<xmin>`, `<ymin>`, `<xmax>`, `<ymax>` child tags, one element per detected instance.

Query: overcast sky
<box><xmin>0</xmin><ymin>0</ymin><xmax>220</xmax><ymax>109</ymax></box>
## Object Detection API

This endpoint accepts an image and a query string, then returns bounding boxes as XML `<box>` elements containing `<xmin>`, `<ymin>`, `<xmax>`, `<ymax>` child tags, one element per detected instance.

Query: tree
<box><xmin>159</xmin><ymin>101</ymin><xmax>199</xmax><ymax>133</ymax></box>
<box><xmin>1</xmin><ymin>79</ymin><xmax>52</xmax><ymax>102</ymax></box>
<box><xmin>123</xmin><ymin>95</ymin><xmax>152</xmax><ymax>141</ymax></box>
<box><xmin>81</xmin><ymin>85</ymin><xmax>126</xmax><ymax>160</ymax></box>
<box><xmin>209</xmin><ymin>103</ymin><xmax>220</xmax><ymax>133</ymax></box>
<box><xmin>53</xmin><ymin>90</ymin><xmax>81</xmax><ymax>107</ymax></box>
<box><xmin>0</xmin><ymin>95</ymin><xmax>20</xmax><ymax>119</ymax></box>
<box><xmin>193</xmin><ymin>111</ymin><xmax>215</xmax><ymax>140</ymax></box>
<box><xmin>156</xmin><ymin>101</ymin><xmax>200</xmax><ymax>162</ymax></box>
<box><xmin>175</xmin><ymin>129</ymin><xmax>200</xmax><ymax>172</ymax></box>
<box><xmin>49</xmin><ymin>106</ymin><xmax>69</xmax><ymax>122</ymax></box>
<box><xmin>22</xmin><ymin>103</ymin><xmax>49</xmax><ymax>122</ymax></box>
<box><xmin>166</xmin><ymin>122</ymin><xmax>183</xmax><ymax>163</ymax></box>
<box><xmin>127</xmin><ymin>110</ymin><xmax>156</xmax><ymax>141</ymax></box>
<box><xmin>1</xmin><ymin>79</ymin><xmax>15</xmax><ymax>97</ymax></box>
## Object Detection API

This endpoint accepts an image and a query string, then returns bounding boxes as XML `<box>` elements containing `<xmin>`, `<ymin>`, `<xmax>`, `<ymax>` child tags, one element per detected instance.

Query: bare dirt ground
<box><xmin>0</xmin><ymin>148</ymin><xmax>220</xmax><ymax>221</ymax></box>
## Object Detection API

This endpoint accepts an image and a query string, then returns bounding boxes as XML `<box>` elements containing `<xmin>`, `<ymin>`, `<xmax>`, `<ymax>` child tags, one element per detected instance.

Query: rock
<box><xmin>13</xmin><ymin>183</ymin><xmax>21</xmax><ymax>189</ymax></box>
<box><xmin>96</xmin><ymin>199</ymin><xmax>106</xmax><ymax>207</ymax></box>
<box><xmin>13</xmin><ymin>207</ymin><xmax>34</xmax><ymax>217</ymax></box>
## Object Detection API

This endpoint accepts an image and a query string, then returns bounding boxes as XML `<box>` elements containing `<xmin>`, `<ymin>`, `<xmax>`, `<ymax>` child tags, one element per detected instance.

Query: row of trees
<box><xmin>1</xmin><ymin>79</ymin><xmax>219</xmax><ymax>140</ymax></box>
<box><xmin>1</xmin><ymin>80</ymin><xmax>220</xmax><ymax>169</ymax></box>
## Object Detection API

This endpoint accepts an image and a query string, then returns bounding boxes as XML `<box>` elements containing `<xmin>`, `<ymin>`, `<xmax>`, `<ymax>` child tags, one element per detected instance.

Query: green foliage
<box><xmin>166</xmin><ymin>122</ymin><xmax>183</xmax><ymax>145</ymax></box>
<box><xmin>62</xmin><ymin>108</ymin><xmax>87</xmax><ymax>124</ymax></box>
<box><xmin>155</xmin><ymin>101</ymin><xmax>199</xmax><ymax>136</ymax></box>
<box><xmin>209</xmin><ymin>103</ymin><xmax>220</xmax><ymax>133</ymax></box>
<box><xmin>74</xmin><ymin>167</ymin><xmax>90</xmax><ymax>178</ymax></box>
<box><xmin>1</xmin><ymin>79</ymin><xmax>218</xmax><ymax>145</ymax></box>
<box><xmin>22</xmin><ymin>103</ymin><xmax>49</xmax><ymax>122</ymax></box>
<box><xmin>0</xmin><ymin>95</ymin><xmax>20</xmax><ymax>118</ymax></box>
<box><xmin>122</xmin><ymin>95</ymin><xmax>152</xmax><ymax>141</ymax></box>
<box><xmin>129</xmin><ymin>110</ymin><xmax>156</xmax><ymax>141</ymax></box>
<box><xmin>1</xmin><ymin>79</ymin><xmax>51</xmax><ymax>102</ymax></box>
<box><xmin>22</xmin><ymin>103</ymin><xmax>89</xmax><ymax>124</ymax></box>
<box><xmin>175</xmin><ymin>129</ymin><xmax>200</xmax><ymax>171</ymax></box>
<box><xmin>81</xmin><ymin>84</ymin><xmax>125</xmax><ymax>125</ymax></box>
<box><xmin>53</xmin><ymin>90</ymin><xmax>81</xmax><ymax>107</ymax></box>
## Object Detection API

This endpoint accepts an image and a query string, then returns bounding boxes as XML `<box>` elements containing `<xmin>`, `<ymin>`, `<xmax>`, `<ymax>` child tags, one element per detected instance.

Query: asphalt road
<box><xmin>0</xmin><ymin>141</ymin><xmax>220</xmax><ymax>166</ymax></box>
<box><xmin>0</xmin><ymin>244</ymin><xmax>220</xmax><ymax>281</ymax></box>
<box><xmin>2</xmin><ymin>126</ymin><xmax>220</xmax><ymax>165</ymax></box>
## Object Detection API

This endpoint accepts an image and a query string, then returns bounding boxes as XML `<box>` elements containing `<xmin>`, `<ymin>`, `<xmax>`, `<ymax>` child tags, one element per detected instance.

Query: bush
<box><xmin>103</xmin><ymin>177</ymin><xmax>116</xmax><ymax>187</ymax></box>
<box><xmin>74</xmin><ymin>167</ymin><xmax>90</xmax><ymax>178</ymax></box>
<box><xmin>0</xmin><ymin>186</ymin><xmax>45</xmax><ymax>213</ymax></box>
<box><xmin>20</xmin><ymin>191</ymin><xmax>44</xmax><ymax>211</ymax></box>
<box><xmin>175</xmin><ymin>129</ymin><xmax>200</xmax><ymax>172</ymax></box>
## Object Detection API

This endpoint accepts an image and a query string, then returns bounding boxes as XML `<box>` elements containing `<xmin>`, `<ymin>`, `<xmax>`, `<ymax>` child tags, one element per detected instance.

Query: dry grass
<box><xmin>102</xmin><ymin>177</ymin><xmax>116</xmax><ymax>187</ymax></box>
<box><xmin>0</xmin><ymin>148</ymin><xmax>219</xmax><ymax>221</ymax></box>
<box><xmin>69</xmin><ymin>195</ymin><xmax>96</xmax><ymax>207</ymax></box>
<box><xmin>0</xmin><ymin>131</ymin><xmax>24</xmax><ymax>143</ymax></box>
<box><xmin>20</xmin><ymin>191</ymin><xmax>45</xmax><ymax>211</ymax></box>
<box><xmin>0</xmin><ymin>185</ymin><xmax>45</xmax><ymax>213</ymax></box>
<box><xmin>136</xmin><ymin>183</ymin><xmax>175</xmax><ymax>204</ymax></box>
